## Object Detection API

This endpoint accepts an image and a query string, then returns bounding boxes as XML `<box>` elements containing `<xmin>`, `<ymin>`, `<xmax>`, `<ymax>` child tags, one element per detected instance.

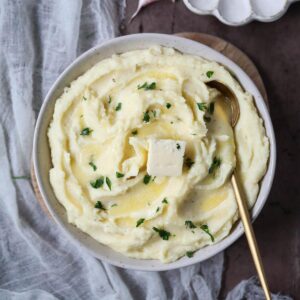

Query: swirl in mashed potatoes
<box><xmin>48</xmin><ymin>46</ymin><xmax>269</xmax><ymax>263</ymax></box>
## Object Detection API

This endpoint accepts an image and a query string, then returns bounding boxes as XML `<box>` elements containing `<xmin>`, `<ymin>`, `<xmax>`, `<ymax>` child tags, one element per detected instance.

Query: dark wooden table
<box><xmin>122</xmin><ymin>1</ymin><xmax>300</xmax><ymax>298</ymax></box>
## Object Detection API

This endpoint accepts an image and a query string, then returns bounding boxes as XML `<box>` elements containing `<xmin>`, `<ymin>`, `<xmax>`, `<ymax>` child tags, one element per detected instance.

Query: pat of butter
<box><xmin>147</xmin><ymin>139</ymin><xmax>186</xmax><ymax>177</ymax></box>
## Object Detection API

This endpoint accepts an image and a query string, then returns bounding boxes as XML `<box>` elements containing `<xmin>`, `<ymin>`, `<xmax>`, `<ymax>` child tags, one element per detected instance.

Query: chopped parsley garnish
<box><xmin>83</xmin><ymin>96</ymin><xmax>87</xmax><ymax>101</ymax></box>
<box><xmin>136</xmin><ymin>218</ymin><xmax>145</xmax><ymax>227</ymax></box>
<box><xmin>185</xmin><ymin>220</ymin><xmax>197</xmax><ymax>229</ymax></box>
<box><xmin>131</xmin><ymin>129</ymin><xmax>138</xmax><ymax>135</ymax></box>
<box><xmin>138</xmin><ymin>82</ymin><xmax>156</xmax><ymax>90</ymax></box>
<box><xmin>206</xmin><ymin>71</ymin><xmax>214</xmax><ymax>78</ymax></box>
<box><xmin>200</xmin><ymin>224</ymin><xmax>215</xmax><ymax>242</ymax></box>
<box><xmin>156</xmin><ymin>207</ymin><xmax>160</xmax><ymax>213</ymax></box>
<box><xmin>108</xmin><ymin>95</ymin><xmax>112</xmax><ymax>104</ymax></box>
<box><xmin>186</xmin><ymin>251</ymin><xmax>196</xmax><ymax>258</ymax></box>
<box><xmin>208</xmin><ymin>102</ymin><xmax>215</xmax><ymax>115</ymax></box>
<box><xmin>111</xmin><ymin>204</ymin><xmax>118</xmax><ymax>208</ymax></box>
<box><xmin>112</xmin><ymin>78</ymin><xmax>116</xmax><ymax>82</ymax></box>
<box><xmin>143</xmin><ymin>174</ymin><xmax>152</xmax><ymax>184</ymax></box>
<box><xmin>80</xmin><ymin>127</ymin><xmax>93</xmax><ymax>136</ymax></box>
<box><xmin>116</xmin><ymin>172</ymin><xmax>124</xmax><ymax>178</ymax></box>
<box><xmin>197</xmin><ymin>103</ymin><xmax>207</xmax><ymax>112</ymax></box>
<box><xmin>176</xmin><ymin>143</ymin><xmax>181</xmax><ymax>150</ymax></box>
<box><xmin>184</xmin><ymin>157</ymin><xmax>194</xmax><ymax>169</ymax></box>
<box><xmin>197</xmin><ymin>102</ymin><xmax>213</xmax><ymax>121</ymax></box>
<box><xmin>152</xmin><ymin>227</ymin><xmax>171</xmax><ymax>240</ymax></box>
<box><xmin>143</xmin><ymin>111</ymin><xmax>150</xmax><ymax>123</ymax></box>
<box><xmin>204</xmin><ymin>115</ymin><xmax>211</xmax><ymax>123</ymax></box>
<box><xmin>115</xmin><ymin>102</ymin><xmax>122</xmax><ymax>111</ymax></box>
<box><xmin>208</xmin><ymin>156</ymin><xmax>221</xmax><ymax>175</ymax></box>
<box><xmin>166</xmin><ymin>103</ymin><xmax>172</xmax><ymax>109</ymax></box>
<box><xmin>89</xmin><ymin>161</ymin><xmax>97</xmax><ymax>171</ymax></box>
<box><xmin>90</xmin><ymin>177</ymin><xmax>104</xmax><ymax>189</ymax></box>
<box><xmin>106</xmin><ymin>177</ymin><xmax>112</xmax><ymax>190</ymax></box>
<box><xmin>94</xmin><ymin>201</ymin><xmax>106</xmax><ymax>210</ymax></box>
<box><xmin>162</xmin><ymin>198</ymin><xmax>168</xmax><ymax>204</ymax></box>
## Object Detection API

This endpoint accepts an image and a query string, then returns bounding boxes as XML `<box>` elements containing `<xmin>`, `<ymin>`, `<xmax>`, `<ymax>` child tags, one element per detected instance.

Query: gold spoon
<box><xmin>207</xmin><ymin>80</ymin><xmax>271</xmax><ymax>300</ymax></box>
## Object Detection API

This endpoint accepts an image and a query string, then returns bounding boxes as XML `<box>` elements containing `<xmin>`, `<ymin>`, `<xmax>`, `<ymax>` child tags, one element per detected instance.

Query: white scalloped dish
<box><xmin>183</xmin><ymin>0</ymin><xmax>299</xmax><ymax>26</ymax></box>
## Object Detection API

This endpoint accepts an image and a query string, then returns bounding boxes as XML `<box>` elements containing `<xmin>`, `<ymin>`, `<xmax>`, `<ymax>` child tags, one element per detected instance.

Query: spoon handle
<box><xmin>231</xmin><ymin>174</ymin><xmax>271</xmax><ymax>300</ymax></box>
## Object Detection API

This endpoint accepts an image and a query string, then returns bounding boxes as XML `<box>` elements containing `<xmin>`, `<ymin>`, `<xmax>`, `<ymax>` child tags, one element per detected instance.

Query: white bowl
<box><xmin>33</xmin><ymin>33</ymin><xmax>276</xmax><ymax>271</ymax></box>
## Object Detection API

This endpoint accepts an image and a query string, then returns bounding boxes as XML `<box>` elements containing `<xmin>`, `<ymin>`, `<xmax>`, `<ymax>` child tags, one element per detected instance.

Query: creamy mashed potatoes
<box><xmin>48</xmin><ymin>46</ymin><xmax>269</xmax><ymax>262</ymax></box>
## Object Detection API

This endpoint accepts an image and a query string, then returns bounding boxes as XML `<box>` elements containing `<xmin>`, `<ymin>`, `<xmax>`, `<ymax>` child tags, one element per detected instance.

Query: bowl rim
<box><xmin>33</xmin><ymin>33</ymin><xmax>276</xmax><ymax>271</ymax></box>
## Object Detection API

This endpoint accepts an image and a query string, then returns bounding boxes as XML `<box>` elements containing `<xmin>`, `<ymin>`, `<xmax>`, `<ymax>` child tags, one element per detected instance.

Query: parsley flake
<box><xmin>116</xmin><ymin>172</ymin><xmax>124</xmax><ymax>178</ymax></box>
<box><xmin>200</xmin><ymin>224</ymin><xmax>215</xmax><ymax>242</ymax></box>
<box><xmin>143</xmin><ymin>111</ymin><xmax>150</xmax><ymax>123</ymax></box>
<box><xmin>197</xmin><ymin>103</ymin><xmax>207</xmax><ymax>112</ymax></box>
<box><xmin>186</xmin><ymin>251</ymin><xmax>196</xmax><ymax>258</ymax></box>
<box><xmin>132</xmin><ymin>129</ymin><xmax>138</xmax><ymax>135</ymax></box>
<box><xmin>176</xmin><ymin>143</ymin><xmax>181</xmax><ymax>150</ymax></box>
<box><xmin>156</xmin><ymin>207</ymin><xmax>160</xmax><ymax>213</ymax></box>
<box><xmin>208</xmin><ymin>102</ymin><xmax>215</xmax><ymax>115</ymax></box>
<box><xmin>90</xmin><ymin>177</ymin><xmax>104</xmax><ymax>189</ymax></box>
<box><xmin>152</xmin><ymin>227</ymin><xmax>171</xmax><ymax>240</ymax></box>
<box><xmin>106</xmin><ymin>177</ymin><xmax>112</xmax><ymax>190</ymax></box>
<box><xmin>206</xmin><ymin>71</ymin><xmax>214</xmax><ymax>78</ymax></box>
<box><xmin>204</xmin><ymin>115</ymin><xmax>211</xmax><ymax>123</ymax></box>
<box><xmin>143</xmin><ymin>174</ymin><xmax>152</xmax><ymax>184</ymax></box>
<box><xmin>138</xmin><ymin>82</ymin><xmax>156</xmax><ymax>90</ymax></box>
<box><xmin>80</xmin><ymin>127</ymin><xmax>93</xmax><ymax>136</ymax></box>
<box><xmin>108</xmin><ymin>96</ymin><xmax>112</xmax><ymax>104</ymax></box>
<box><xmin>166</xmin><ymin>103</ymin><xmax>172</xmax><ymax>109</ymax></box>
<box><xmin>185</xmin><ymin>220</ymin><xmax>197</xmax><ymax>229</ymax></box>
<box><xmin>136</xmin><ymin>218</ymin><xmax>145</xmax><ymax>227</ymax></box>
<box><xmin>208</xmin><ymin>157</ymin><xmax>221</xmax><ymax>175</ymax></box>
<box><xmin>83</xmin><ymin>96</ymin><xmax>87</xmax><ymax>101</ymax></box>
<box><xmin>89</xmin><ymin>161</ymin><xmax>97</xmax><ymax>171</ymax></box>
<box><xmin>115</xmin><ymin>103</ymin><xmax>122</xmax><ymax>111</ymax></box>
<box><xmin>162</xmin><ymin>198</ymin><xmax>168</xmax><ymax>204</ymax></box>
<box><xmin>111</xmin><ymin>204</ymin><xmax>118</xmax><ymax>208</ymax></box>
<box><xmin>94</xmin><ymin>201</ymin><xmax>106</xmax><ymax>210</ymax></box>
